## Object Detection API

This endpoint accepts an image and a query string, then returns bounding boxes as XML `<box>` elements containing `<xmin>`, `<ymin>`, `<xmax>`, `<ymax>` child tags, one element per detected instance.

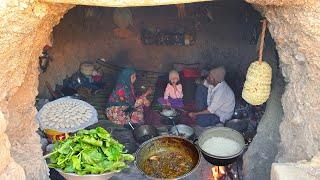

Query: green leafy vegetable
<box><xmin>47</xmin><ymin>127</ymin><xmax>134</xmax><ymax>175</ymax></box>
<box><xmin>81</xmin><ymin>136</ymin><xmax>103</xmax><ymax>147</ymax></box>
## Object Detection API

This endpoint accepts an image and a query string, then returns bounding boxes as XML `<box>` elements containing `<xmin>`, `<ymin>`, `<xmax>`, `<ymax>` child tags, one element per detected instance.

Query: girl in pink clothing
<box><xmin>158</xmin><ymin>70</ymin><xmax>184</xmax><ymax>108</ymax></box>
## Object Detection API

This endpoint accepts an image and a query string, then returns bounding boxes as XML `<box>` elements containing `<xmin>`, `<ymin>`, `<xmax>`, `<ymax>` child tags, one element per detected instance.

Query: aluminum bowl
<box><xmin>56</xmin><ymin>169</ymin><xmax>116</xmax><ymax>180</ymax></box>
<box><xmin>170</xmin><ymin>124</ymin><xmax>195</xmax><ymax>139</ymax></box>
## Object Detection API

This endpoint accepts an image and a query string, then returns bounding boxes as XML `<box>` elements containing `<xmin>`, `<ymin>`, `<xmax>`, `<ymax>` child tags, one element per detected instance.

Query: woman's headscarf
<box><xmin>117</xmin><ymin>68</ymin><xmax>135</xmax><ymax>85</ymax></box>
<box><xmin>108</xmin><ymin>68</ymin><xmax>136</xmax><ymax>107</ymax></box>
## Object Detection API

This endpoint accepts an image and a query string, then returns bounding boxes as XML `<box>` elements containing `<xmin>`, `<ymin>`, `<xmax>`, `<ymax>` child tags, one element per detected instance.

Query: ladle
<box><xmin>128</xmin><ymin>121</ymin><xmax>135</xmax><ymax>130</ymax></box>
<box><xmin>169</xmin><ymin>115</ymin><xmax>180</xmax><ymax>136</ymax></box>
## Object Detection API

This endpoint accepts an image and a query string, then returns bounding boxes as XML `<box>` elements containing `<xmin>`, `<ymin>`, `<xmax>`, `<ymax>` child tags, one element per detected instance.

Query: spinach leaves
<box><xmin>47</xmin><ymin>127</ymin><xmax>134</xmax><ymax>175</ymax></box>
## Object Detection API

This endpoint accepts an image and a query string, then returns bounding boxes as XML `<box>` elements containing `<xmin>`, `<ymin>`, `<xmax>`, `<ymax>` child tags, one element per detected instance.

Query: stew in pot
<box><xmin>140</xmin><ymin>151</ymin><xmax>194</xmax><ymax>178</ymax></box>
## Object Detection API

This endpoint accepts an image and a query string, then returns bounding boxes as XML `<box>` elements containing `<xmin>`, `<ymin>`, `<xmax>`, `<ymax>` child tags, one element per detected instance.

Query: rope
<box><xmin>258</xmin><ymin>19</ymin><xmax>267</xmax><ymax>64</ymax></box>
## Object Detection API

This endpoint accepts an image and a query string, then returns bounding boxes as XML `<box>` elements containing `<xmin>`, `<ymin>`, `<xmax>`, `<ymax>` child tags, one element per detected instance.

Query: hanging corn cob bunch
<box><xmin>242</xmin><ymin>19</ymin><xmax>272</xmax><ymax>105</ymax></box>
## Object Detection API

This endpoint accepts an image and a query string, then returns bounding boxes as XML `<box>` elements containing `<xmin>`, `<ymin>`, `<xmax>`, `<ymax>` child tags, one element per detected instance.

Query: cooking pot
<box><xmin>225</xmin><ymin>119</ymin><xmax>249</xmax><ymax>133</ymax></box>
<box><xmin>135</xmin><ymin>135</ymin><xmax>200</xmax><ymax>179</ymax></box>
<box><xmin>170</xmin><ymin>124</ymin><xmax>195</xmax><ymax>140</ymax></box>
<box><xmin>196</xmin><ymin>127</ymin><xmax>246</xmax><ymax>166</ymax></box>
<box><xmin>133</xmin><ymin>125</ymin><xmax>158</xmax><ymax>144</ymax></box>
<box><xmin>159</xmin><ymin>109</ymin><xmax>182</xmax><ymax>125</ymax></box>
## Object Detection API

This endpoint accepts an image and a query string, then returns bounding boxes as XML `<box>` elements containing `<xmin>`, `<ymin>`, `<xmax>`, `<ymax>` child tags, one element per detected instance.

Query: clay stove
<box><xmin>211</xmin><ymin>164</ymin><xmax>239</xmax><ymax>180</ymax></box>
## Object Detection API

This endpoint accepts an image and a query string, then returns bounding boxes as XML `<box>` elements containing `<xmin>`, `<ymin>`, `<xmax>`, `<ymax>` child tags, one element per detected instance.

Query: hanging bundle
<box><xmin>242</xmin><ymin>19</ymin><xmax>272</xmax><ymax>105</ymax></box>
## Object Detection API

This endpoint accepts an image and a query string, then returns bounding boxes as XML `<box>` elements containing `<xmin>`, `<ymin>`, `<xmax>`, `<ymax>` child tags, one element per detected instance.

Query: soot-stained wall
<box><xmin>38</xmin><ymin>1</ymin><xmax>278</xmax><ymax>98</ymax></box>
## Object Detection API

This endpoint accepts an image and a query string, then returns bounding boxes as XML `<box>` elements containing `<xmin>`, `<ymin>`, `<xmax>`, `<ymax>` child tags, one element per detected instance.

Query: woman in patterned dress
<box><xmin>105</xmin><ymin>68</ymin><xmax>152</xmax><ymax>125</ymax></box>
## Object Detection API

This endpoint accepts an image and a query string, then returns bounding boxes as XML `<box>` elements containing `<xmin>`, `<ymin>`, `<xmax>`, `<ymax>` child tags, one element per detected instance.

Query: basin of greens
<box><xmin>46</xmin><ymin>127</ymin><xmax>134</xmax><ymax>177</ymax></box>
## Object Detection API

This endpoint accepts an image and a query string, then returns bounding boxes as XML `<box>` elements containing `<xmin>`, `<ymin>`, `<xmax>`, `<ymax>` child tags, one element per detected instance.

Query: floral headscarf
<box><xmin>108</xmin><ymin>68</ymin><xmax>136</xmax><ymax>107</ymax></box>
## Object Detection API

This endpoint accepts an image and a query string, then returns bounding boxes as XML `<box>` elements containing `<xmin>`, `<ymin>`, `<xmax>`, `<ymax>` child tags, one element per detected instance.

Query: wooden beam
<box><xmin>40</xmin><ymin>0</ymin><xmax>212</xmax><ymax>7</ymax></box>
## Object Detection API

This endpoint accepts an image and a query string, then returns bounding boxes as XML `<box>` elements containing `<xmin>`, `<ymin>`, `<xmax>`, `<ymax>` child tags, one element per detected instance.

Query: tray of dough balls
<box><xmin>36</xmin><ymin>97</ymin><xmax>98</xmax><ymax>133</ymax></box>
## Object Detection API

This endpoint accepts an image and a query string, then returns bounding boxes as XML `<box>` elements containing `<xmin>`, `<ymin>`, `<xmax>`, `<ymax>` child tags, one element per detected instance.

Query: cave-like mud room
<box><xmin>0</xmin><ymin>0</ymin><xmax>319</xmax><ymax>180</ymax></box>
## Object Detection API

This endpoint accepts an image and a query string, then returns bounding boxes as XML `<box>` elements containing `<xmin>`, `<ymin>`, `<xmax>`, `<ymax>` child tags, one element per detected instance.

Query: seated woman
<box><xmin>105</xmin><ymin>68</ymin><xmax>152</xmax><ymax>125</ymax></box>
<box><xmin>157</xmin><ymin>70</ymin><xmax>184</xmax><ymax>108</ymax></box>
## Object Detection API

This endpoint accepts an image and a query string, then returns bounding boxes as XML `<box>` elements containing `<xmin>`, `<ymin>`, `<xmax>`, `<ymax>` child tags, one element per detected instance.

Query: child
<box><xmin>158</xmin><ymin>70</ymin><xmax>184</xmax><ymax>108</ymax></box>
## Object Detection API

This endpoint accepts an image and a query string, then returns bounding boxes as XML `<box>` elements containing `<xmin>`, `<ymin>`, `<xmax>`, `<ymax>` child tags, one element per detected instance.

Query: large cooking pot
<box><xmin>196</xmin><ymin>127</ymin><xmax>246</xmax><ymax>166</ymax></box>
<box><xmin>135</xmin><ymin>135</ymin><xmax>200</xmax><ymax>179</ymax></box>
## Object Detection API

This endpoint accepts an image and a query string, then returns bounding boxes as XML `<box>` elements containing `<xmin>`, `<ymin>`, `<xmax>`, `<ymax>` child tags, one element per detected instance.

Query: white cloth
<box><xmin>206</xmin><ymin>81</ymin><xmax>235</xmax><ymax>123</ymax></box>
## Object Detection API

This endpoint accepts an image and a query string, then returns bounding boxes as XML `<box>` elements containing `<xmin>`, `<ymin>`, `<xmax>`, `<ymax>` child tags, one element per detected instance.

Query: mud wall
<box><xmin>243</xmin><ymin>74</ymin><xmax>285</xmax><ymax>180</ymax></box>
<box><xmin>243</xmin><ymin>0</ymin><xmax>320</xmax><ymax>179</ymax></box>
<box><xmin>38</xmin><ymin>2</ymin><xmax>278</xmax><ymax>98</ymax></box>
<box><xmin>247</xmin><ymin>0</ymin><xmax>320</xmax><ymax>162</ymax></box>
<box><xmin>0</xmin><ymin>1</ymin><xmax>72</xmax><ymax>179</ymax></box>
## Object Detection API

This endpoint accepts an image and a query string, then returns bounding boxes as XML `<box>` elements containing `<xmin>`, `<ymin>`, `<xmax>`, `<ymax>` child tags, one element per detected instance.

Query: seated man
<box><xmin>188</xmin><ymin>67</ymin><xmax>235</xmax><ymax>127</ymax></box>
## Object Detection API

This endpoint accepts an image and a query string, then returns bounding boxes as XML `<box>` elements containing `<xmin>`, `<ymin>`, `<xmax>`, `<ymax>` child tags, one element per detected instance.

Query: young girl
<box><xmin>158</xmin><ymin>70</ymin><xmax>184</xmax><ymax>108</ymax></box>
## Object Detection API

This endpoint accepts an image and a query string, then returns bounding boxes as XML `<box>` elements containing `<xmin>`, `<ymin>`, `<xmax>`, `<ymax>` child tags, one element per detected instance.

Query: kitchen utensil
<box><xmin>225</xmin><ymin>119</ymin><xmax>249</xmax><ymax>133</ymax></box>
<box><xmin>135</xmin><ymin>135</ymin><xmax>200</xmax><ymax>179</ymax></box>
<box><xmin>196</xmin><ymin>127</ymin><xmax>246</xmax><ymax>166</ymax></box>
<box><xmin>133</xmin><ymin>125</ymin><xmax>158</xmax><ymax>144</ymax></box>
<box><xmin>170</xmin><ymin>117</ymin><xmax>180</xmax><ymax>135</ymax></box>
<box><xmin>170</xmin><ymin>124</ymin><xmax>195</xmax><ymax>139</ymax></box>
<box><xmin>128</xmin><ymin>121</ymin><xmax>135</xmax><ymax>130</ymax></box>
<box><xmin>56</xmin><ymin>169</ymin><xmax>115</xmax><ymax>180</ymax></box>
<box><xmin>160</xmin><ymin>108</ymin><xmax>181</xmax><ymax>125</ymax></box>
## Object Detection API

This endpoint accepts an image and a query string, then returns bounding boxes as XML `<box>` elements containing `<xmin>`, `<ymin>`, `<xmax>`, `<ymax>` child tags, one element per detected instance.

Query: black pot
<box><xmin>133</xmin><ymin>125</ymin><xmax>158</xmax><ymax>144</ymax></box>
<box><xmin>225</xmin><ymin>119</ymin><xmax>249</xmax><ymax>133</ymax></box>
<box><xmin>200</xmin><ymin>149</ymin><xmax>240</xmax><ymax>166</ymax></box>
<box><xmin>196</xmin><ymin>127</ymin><xmax>246</xmax><ymax>166</ymax></box>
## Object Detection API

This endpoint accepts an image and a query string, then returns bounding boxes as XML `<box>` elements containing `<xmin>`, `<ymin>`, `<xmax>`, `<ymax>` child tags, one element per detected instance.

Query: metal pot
<box><xmin>160</xmin><ymin>109</ymin><xmax>182</xmax><ymax>125</ymax></box>
<box><xmin>196</xmin><ymin>127</ymin><xmax>246</xmax><ymax>166</ymax></box>
<box><xmin>135</xmin><ymin>135</ymin><xmax>200</xmax><ymax>179</ymax></box>
<box><xmin>170</xmin><ymin>124</ymin><xmax>195</xmax><ymax>140</ymax></box>
<box><xmin>225</xmin><ymin>119</ymin><xmax>249</xmax><ymax>133</ymax></box>
<box><xmin>133</xmin><ymin>125</ymin><xmax>158</xmax><ymax>144</ymax></box>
